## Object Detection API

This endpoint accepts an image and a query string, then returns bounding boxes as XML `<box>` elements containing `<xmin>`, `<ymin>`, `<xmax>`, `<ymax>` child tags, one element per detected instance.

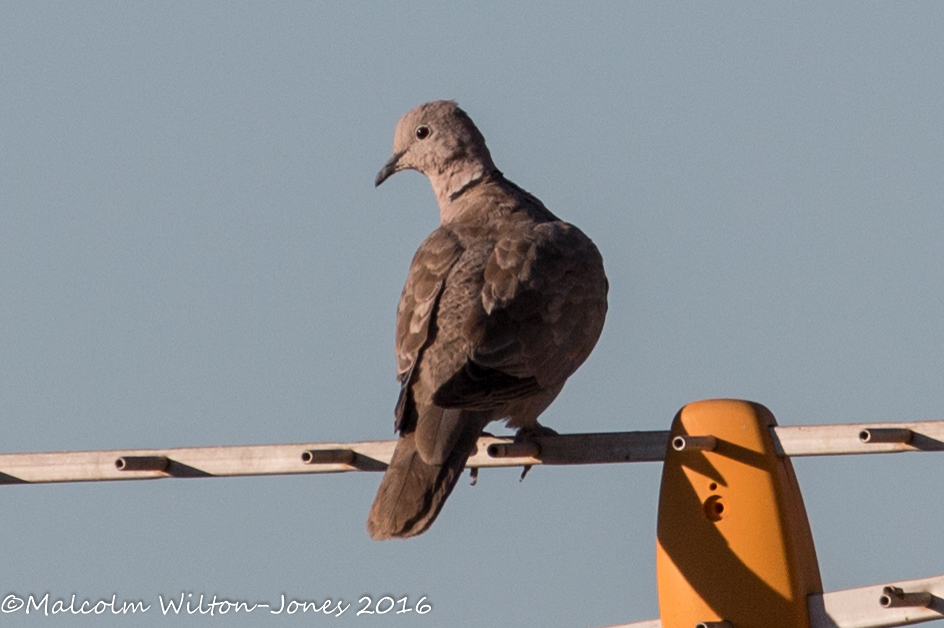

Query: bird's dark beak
<box><xmin>375</xmin><ymin>150</ymin><xmax>405</xmax><ymax>187</ymax></box>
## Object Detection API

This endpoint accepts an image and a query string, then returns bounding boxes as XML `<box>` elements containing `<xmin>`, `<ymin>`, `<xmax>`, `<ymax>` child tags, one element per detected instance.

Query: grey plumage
<box><xmin>368</xmin><ymin>101</ymin><xmax>608</xmax><ymax>540</ymax></box>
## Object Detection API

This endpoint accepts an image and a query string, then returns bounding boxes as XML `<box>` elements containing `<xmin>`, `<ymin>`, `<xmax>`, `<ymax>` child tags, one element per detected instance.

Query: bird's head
<box><xmin>375</xmin><ymin>101</ymin><xmax>498</xmax><ymax>200</ymax></box>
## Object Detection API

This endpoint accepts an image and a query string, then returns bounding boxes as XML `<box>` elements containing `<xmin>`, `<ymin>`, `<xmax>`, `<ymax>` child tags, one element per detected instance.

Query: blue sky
<box><xmin>1</xmin><ymin>3</ymin><xmax>942</xmax><ymax>627</ymax></box>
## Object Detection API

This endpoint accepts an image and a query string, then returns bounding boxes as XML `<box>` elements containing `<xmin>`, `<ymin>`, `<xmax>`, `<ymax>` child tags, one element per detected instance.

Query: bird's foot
<box><xmin>513</xmin><ymin>424</ymin><xmax>559</xmax><ymax>442</ymax></box>
<box><xmin>513</xmin><ymin>425</ymin><xmax>556</xmax><ymax>482</ymax></box>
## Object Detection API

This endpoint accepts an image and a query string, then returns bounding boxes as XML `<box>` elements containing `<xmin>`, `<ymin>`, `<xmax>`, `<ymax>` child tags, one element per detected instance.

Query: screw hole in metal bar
<box><xmin>300</xmin><ymin>449</ymin><xmax>355</xmax><ymax>465</ymax></box>
<box><xmin>672</xmin><ymin>435</ymin><xmax>717</xmax><ymax>452</ymax></box>
<box><xmin>487</xmin><ymin>442</ymin><xmax>540</xmax><ymax>459</ymax></box>
<box><xmin>114</xmin><ymin>456</ymin><xmax>169</xmax><ymax>472</ymax></box>
<box><xmin>879</xmin><ymin>586</ymin><xmax>933</xmax><ymax>608</ymax></box>
<box><xmin>858</xmin><ymin>428</ymin><xmax>913</xmax><ymax>444</ymax></box>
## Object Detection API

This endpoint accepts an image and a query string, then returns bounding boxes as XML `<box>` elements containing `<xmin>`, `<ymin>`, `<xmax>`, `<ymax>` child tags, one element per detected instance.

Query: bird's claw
<box><xmin>519</xmin><ymin>465</ymin><xmax>532</xmax><ymax>482</ymax></box>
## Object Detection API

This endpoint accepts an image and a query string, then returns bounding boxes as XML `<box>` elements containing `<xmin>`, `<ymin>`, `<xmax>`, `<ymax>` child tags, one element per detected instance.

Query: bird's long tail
<box><xmin>366</xmin><ymin>422</ymin><xmax>481</xmax><ymax>540</ymax></box>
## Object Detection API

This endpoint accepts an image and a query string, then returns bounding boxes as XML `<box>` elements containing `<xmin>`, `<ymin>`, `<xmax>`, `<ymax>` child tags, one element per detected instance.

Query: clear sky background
<box><xmin>1</xmin><ymin>3</ymin><xmax>942</xmax><ymax>627</ymax></box>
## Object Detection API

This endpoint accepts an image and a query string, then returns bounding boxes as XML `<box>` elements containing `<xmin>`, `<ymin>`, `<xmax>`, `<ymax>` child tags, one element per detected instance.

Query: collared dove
<box><xmin>367</xmin><ymin>100</ymin><xmax>608</xmax><ymax>540</ymax></box>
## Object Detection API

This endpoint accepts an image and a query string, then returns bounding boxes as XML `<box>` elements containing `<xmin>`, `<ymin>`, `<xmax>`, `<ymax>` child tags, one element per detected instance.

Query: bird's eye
<box><xmin>415</xmin><ymin>125</ymin><xmax>431</xmax><ymax>140</ymax></box>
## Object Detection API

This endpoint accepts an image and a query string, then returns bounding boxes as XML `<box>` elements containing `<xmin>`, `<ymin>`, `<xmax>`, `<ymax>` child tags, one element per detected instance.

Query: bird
<box><xmin>367</xmin><ymin>100</ymin><xmax>608</xmax><ymax>540</ymax></box>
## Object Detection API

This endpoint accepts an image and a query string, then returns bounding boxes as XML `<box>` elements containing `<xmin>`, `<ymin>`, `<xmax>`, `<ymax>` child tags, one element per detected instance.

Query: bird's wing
<box><xmin>433</xmin><ymin>220</ymin><xmax>608</xmax><ymax>410</ymax></box>
<box><xmin>393</xmin><ymin>228</ymin><xmax>463</xmax><ymax>432</ymax></box>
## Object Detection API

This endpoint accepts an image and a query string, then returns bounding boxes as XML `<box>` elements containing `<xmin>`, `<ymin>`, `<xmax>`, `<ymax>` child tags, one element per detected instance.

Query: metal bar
<box><xmin>0</xmin><ymin>431</ymin><xmax>671</xmax><ymax>485</ymax></box>
<box><xmin>773</xmin><ymin>421</ymin><xmax>944</xmax><ymax>456</ymax></box>
<box><xmin>807</xmin><ymin>573</ymin><xmax>944</xmax><ymax>628</ymax></box>
<box><xmin>1</xmin><ymin>420</ymin><xmax>943</xmax><ymax>486</ymax></box>
<box><xmin>0</xmin><ymin>441</ymin><xmax>396</xmax><ymax>484</ymax></box>
<box><xmin>880</xmin><ymin>586</ymin><xmax>934</xmax><ymax>609</ymax></box>
<box><xmin>671</xmin><ymin>435</ymin><xmax>717</xmax><ymax>452</ymax></box>
<box><xmin>860</xmin><ymin>428</ymin><xmax>914</xmax><ymax>445</ymax></box>
<box><xmin>301</xmin><ymin>449</ymin><xmax>356</xmax><ymax>465</ymax></box>
<box><xmin>115</xmin><ymin>456</ymin><xmax>169</xmax><ymax>472</ymax></box>
<box><xmin>599</xmin><ymin>574</ymin><xmax>944</xmax><ymax>628</ymax></box>
<box><xmin>487</xmin><ymin>442</ymin><xmax>541</xmax><ymax>458</ymax></box>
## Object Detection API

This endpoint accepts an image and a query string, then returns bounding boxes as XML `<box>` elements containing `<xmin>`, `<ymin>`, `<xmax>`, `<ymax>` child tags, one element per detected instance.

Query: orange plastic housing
<box><xmin>656</xmin><ymin>399</ymin><xmax>823</xmax><ymax>628</ymax></box>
